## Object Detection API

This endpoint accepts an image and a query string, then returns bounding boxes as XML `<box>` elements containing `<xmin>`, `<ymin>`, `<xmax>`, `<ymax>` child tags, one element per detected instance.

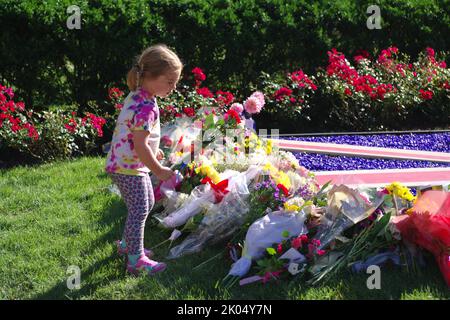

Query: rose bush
<box><xmin>0</xmin><ymin>83</ymin><xmax>106</xmax><ymax>162</ymax></box>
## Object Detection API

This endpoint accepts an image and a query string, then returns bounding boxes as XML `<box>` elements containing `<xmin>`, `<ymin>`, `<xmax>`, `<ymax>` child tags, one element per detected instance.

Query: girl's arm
<box><xmin>132</xmin><ymin>130</ymin><xmax>174</xmax><ymax>180</ymax></box>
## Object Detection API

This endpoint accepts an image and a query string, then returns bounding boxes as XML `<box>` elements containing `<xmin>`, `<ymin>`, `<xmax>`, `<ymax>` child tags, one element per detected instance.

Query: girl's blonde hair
<box><xmin>126</xmin><ymin>44</ymin><xmax>183</xmax><ymax>91</ymax></box>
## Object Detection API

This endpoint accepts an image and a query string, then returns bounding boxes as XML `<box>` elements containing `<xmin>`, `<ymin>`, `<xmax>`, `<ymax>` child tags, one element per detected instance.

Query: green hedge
<box><xmin>1</xmin><ymin>0</ymin><xmax>449</xmax><ymax>115</ymax></box>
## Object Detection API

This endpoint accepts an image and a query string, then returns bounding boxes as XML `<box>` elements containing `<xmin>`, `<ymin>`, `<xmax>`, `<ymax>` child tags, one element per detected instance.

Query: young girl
<box><xmin>105</xmin><ymin>44</ymin><xmax>182</xmax><ymax>276</ymax></box>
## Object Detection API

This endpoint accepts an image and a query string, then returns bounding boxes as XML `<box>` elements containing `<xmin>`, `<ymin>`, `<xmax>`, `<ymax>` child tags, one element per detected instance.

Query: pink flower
<box><xmin>388</xmin><ymin>46</ymin><xmax>399</xmax><ymax>54</ymax></box>
<box><xmin>344</xmin><ymin>88</ymin><xmax>352</xmax><ymax>96</ymax></box>
<box><xmin>161</xmin><ymin>135</ymin><xmax>173</xmax><ymax>147</ymax></box>
<box><xmin>353</xmin><ymin>55</ymin><xmax>365</xmax><ymax>63</ymax></box>
<box><xmin>316</xmin><ymin>249</ymin><xmax>326</xmax><ymax>256</ymax></box>
<box><xmin>296</xmin><ymin>166</ymin><xmax>309</xmax><ymax>178</ymax></box>
<box><xmin>439</xmin><ymin>61</ymin><xmax>447</xmax><ymax>69</ymax></box>
<box><xmin>426</xmin><ymin>47</ymin><xmax>435</xmax><ymax>57</ymax></box>
<box><xmin>16</xmin><ymin>101</ymin><xmax>25</xmax><ymax>111</ymax></box>
<box><xmin>250</xmin><ymin>91</ymin><xmax>265</xmax><ymax>107</ymax></box>
<box><xmin>4</xmin><ymin>87</ymin><xmax>14</xmax><ymax>99</ymax></box>
<box><xmin>193</xmin><ymin>120</ymin><xmax>203</xmax><ymax>129</ymax></box>
<box><xmin>291</xmin><ymin>237</ymin><xmax>302</xmax><ymax>249</ymax></box>
<box><xmin>243</xmin><ymin>96</ymin><xmax>263</xmax><ymax>114</ymax></box>
<box><xmin>277</xmin><ymin>243</ymin><xmax>283</xmax><ymax>254</ymax></box>
<box><xmin>230</xmin><ymin>103</ymin><xmax>243</xmax><ymax>114</ymax></box>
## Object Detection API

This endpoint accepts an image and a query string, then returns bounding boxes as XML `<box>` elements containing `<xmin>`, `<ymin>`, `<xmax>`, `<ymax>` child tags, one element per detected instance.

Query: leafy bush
<box><xmin>1</xmin><ymin>0</ymin><xmax>448</xmax><ymax>113</ymax></box>
<box><xmin>158</xmin><ymin>47</ymin><xmax>449</xmax><ymax>133</ymax></box>
<box><xmin>315</xmin><ymin>47</ymin><xmax>450</xmax><ymax>131</ymax></box>
<box><xmin>0</xmin><ymin>83</ymin><xmax>106</xmax><ymax>162</ymax></box>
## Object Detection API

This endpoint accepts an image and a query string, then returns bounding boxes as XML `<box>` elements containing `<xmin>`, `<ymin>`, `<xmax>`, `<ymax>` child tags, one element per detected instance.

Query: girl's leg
<box><xmin>111</xmin><ymin>173</ymin><xmax>166</xmax><ymax>275</ymax></box>
<box><xmin>111</xmin><ymin>173</ymin><xmax>150</xmax><ymax>257</ymax></box>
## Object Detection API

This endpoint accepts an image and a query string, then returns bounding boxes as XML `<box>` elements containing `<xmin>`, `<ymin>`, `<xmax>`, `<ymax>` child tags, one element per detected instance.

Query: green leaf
<box><xmin>282</xmin><ymin>230</ymin><xmax>290</xmax><ymax>238</ymax></box>
<box><xmin>204</xmin><ymin>113</ymin><xmax>215</xmax><ymax>129</ymax></box>
<box><xmin>266</xmin><ymin>247</ymin><xmax>276</xmax><ymax>255</ymax></box>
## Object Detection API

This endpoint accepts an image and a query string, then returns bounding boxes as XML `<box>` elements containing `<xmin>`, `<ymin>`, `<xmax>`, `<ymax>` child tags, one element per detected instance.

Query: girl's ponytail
<box><xmin>126</xmin><ymin>63</ymin><xmax>142</xmax><ymax>92</ymax></box>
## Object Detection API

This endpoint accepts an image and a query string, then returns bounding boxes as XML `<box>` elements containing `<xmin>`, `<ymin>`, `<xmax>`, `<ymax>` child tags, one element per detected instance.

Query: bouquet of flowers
<box><xmin>391</xmin><ymin>191</ymin><xmax>450</xmax><ymax>287</ymax></box>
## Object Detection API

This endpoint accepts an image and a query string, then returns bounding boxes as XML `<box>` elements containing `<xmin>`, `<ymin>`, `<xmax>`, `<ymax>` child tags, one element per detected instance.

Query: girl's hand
<box><xmin>155</xmin><ymin>166</ymin><xmax>174</xmax><ymax>181</ymax></box>
<box><xmin>156</xmin><ymin>148</ymin><xmax>165</xmax><ymax>161</ymax></box>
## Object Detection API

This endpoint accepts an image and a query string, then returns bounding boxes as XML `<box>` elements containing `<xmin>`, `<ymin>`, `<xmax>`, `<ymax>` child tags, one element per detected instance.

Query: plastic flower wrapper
<box><xmin>160</xmin><ymin>117</ymin><xmax>202</xmax><ymax>167</ymax></box>
<box><xmin>154</xmin><ymin>170</ymin><xmax>183</xmax><ymax>202</ymax></box>
<box><xmin>308</xmin><ymin>211</ymin><xmax>393</xmax><ymax>286</ymax></box>
<box><xmin>226</xmin><ymin>210</ymin><xmax>308</xmax><ymax>280</ymax></box>
<box><xmin>391</xmin><ymin>190</ymin><xmax>450</xmax><ymax>287</ymax></box>
<box><xmin>314</xmin><ymin>184</ymin><xmax>384</xmax><ymax>250</ymax></box>
<box><xmin>381</xmin><ymin>182</ymin><xmax>417</xmax><ymax>215</ymax></box>
<box><xmin>166</xmin><ymin>170</ymin><xmax>252</xmax><ymax>259</ymax></box>
<box><xmin>268</xmin><ymin>150</ymin><xmax>302</xmax><ymax>173</ymax></box>
<box><xmin>155</xmin><ymin>183</ymin><xmax>216</xmax><ymax>228</ymax></box>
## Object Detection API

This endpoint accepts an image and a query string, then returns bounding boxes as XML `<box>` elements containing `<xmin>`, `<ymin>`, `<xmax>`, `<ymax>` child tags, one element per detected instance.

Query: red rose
<box><xmin>196</xmin><ymin>87</ymin><xmax>214</xmax><ymax>98</ymax></box>
<box><xmin>192</xmin><ymin>67</ymin><xmax>206</xmax><ymax>82</ymax></box>
<box><xmin>108</xmin><ymin>87</ymin><xmax>124</xmax><ymax>100</ymax></box>
<box><xmin>224</xmin><ymin>109</ymin><xmax>241</xmax><ymax>124</ymax></box>
<box><xmin>274</xmin><ymin>87</ymin><xmax>293</xmax><ymax>101</ymax></box>
<box><xmin>183</xmin><ymin>107</ymin><xmax>195</xmax><ymax>117</ymax></box>
<box><xmin>216</xmin><ymin>90</ymin><xmax>235</xmax><ymax>106</ymax></box>
<box><xmin>353</xmin><ymin>55</ymin><xmax>365</xmax><ymax>63</ymax></box>
<box><xmin>419</xmin><ymin>89</ymin><xmax>433</xmax><ymax>100</ymax></box>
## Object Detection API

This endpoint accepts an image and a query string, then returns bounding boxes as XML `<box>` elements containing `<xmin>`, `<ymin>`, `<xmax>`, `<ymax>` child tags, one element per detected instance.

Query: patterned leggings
<box><xmin>110</xmin><ymin>173</ymin><xmax>155</xmax><ymax>256</ymax></box>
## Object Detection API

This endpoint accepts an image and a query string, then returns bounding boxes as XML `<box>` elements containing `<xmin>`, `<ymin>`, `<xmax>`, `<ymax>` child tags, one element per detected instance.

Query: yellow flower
<box><xmin>256</xmin><ymin>138</ymin><xmax>262</xmax><ymax>150</ymax></box>
<box><xmin>263</xmin><ymin>162</ymin><xmax>291</xmax><ymax>189</ymax></box>
<box><xmin>244</xmin><ymin>137</ymin><xmax>250</xmax><ymax>149</ymax></box>
<box><xmin>266</xmin><ymin>139</ymin><xmax>273</xmax><ymax>155</ymax></box>
<box><xmin>263</xmin><ymin>162</ymin><xmax>277</xmax><ymax>174</ymax></box>
<box><xmin>187</xmin><ymin>162</ymin><xmax>196</xmax><ymax>171</ymax></box>
<box><xmin>195</xmin><ymin>164</ymin><xmax>221</xmax><ymax>184</ymax></box>
<box><xmin>385</xmin><ymin>182</ymin><xmax>417</xmax><ymax>202</ymax></box>
<box><xmin>274</xmin><ymin>171</ymin><xmax>291</xmax><ymax>190</ymax></box>
<box><xmin>284</xmin><ymin>203</ymin><xmax>300</xmax><ymax>212</ymax></box>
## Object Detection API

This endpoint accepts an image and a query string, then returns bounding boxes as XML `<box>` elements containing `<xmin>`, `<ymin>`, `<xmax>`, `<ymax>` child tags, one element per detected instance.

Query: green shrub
<box><xmin>1</xmin><ymin>0</ymin><xmax>448</xmax><ymax>114</ymax></box>
<box><xmin>1</xmin><ymin>83</ymin><xmax>107</xmax><ymax>163</ymax></box>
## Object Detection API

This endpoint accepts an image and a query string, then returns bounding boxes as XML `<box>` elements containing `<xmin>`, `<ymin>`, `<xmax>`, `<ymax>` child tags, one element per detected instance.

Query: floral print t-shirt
<box><xmin>105</xmin><ymin>87</ymin><xmax>160</xmax><ymax>176</ymax></box>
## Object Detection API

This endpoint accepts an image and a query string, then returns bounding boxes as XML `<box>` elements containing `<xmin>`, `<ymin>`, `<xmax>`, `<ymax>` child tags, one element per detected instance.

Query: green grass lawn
<box><xmin>0</xmin><ymin>157</ymin><xmax>448</xmax><ymax>300</ymax></box>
